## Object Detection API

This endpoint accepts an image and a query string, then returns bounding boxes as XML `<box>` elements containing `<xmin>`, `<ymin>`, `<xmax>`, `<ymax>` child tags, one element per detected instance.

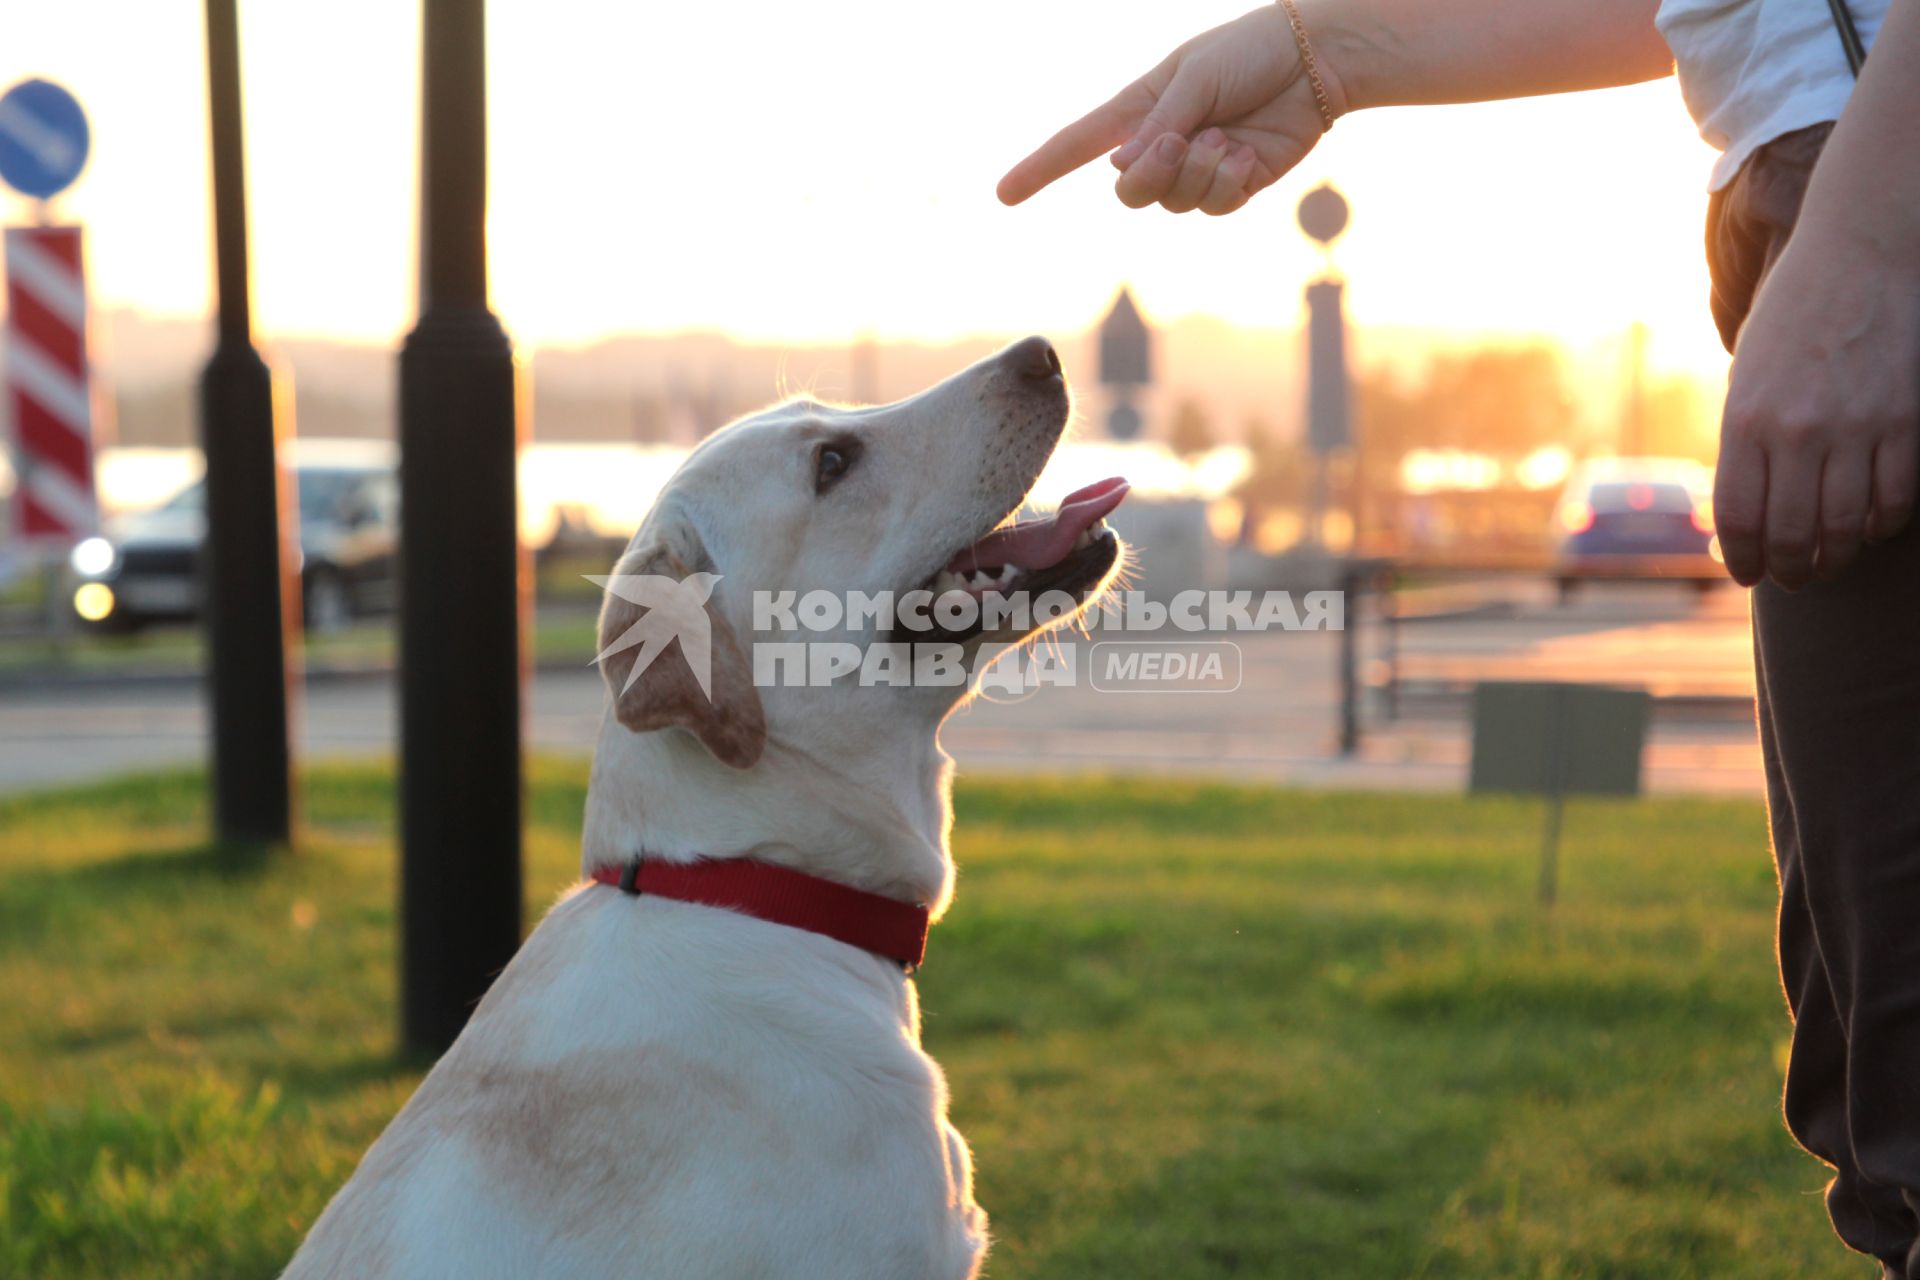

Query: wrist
<box><xmin>1794</xmin><ymin>150</ymin><xmax>1920</xmax><ymax>265</ymax></box>
<box><xmin>1792</xmin><ymin>188</ymin><xmax>1920</xmax><ymax>274</ymax></box>
<box><xmin>1288</xmin><ymin>0</ymin><xmax>1360</xmax><ymax>118</ymax></box>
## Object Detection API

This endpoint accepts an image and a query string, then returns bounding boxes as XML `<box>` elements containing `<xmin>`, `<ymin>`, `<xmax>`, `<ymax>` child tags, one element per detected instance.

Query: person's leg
<box><xmin>1753</xmin><ymin>531</ymin><xmax>1920</xmax><ymax>1273</ymax></box>
<box><xmin>1757</xmin><ymin>604</ymin><xmax>1920</xmax><ymax>1270</ymax></box>
<box><xmin>1711</xmin><ymin>121</ymin><xmax>1920</xmax><ymax>1273</ymax></box>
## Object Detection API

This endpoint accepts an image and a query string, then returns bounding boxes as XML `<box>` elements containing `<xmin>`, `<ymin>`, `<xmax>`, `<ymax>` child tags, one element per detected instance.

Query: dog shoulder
<box><xmin>283</xmin><ymin>888</ymin><xmax>985</xmax><ymax>1278</ymax></box>
<box><xmin>280</xmin><ymin>890</ymin><xmax>785</xmax><ymax>1276</ymax></box>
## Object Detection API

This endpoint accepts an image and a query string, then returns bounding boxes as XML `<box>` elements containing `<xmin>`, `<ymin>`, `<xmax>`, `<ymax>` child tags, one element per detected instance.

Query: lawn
<box><xmin>0</xmin><ymin>765</ymin><xmax>1844</xmax><ymax>1279</ymax></box>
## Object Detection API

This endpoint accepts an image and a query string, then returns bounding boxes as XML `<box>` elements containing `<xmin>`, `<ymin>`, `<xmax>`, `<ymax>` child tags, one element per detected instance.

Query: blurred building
<box><xmin>1097</xmin><ymin>287</ymin><xmax>1152</xmax><ymax>441</ymax></box>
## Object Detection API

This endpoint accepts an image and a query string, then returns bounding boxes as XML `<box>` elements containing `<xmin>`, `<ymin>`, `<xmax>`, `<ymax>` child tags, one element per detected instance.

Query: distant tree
<box><xmin>1357</xmin><ymin>344</ymin><xmax>1578</xmax><ymax>461</ymax></box>
<box><xmin>630</xmin><ymin>390</ymin><xmax>670</xmax><ymax>443</ymax></box>
<box><xmin>113</xmin><ymin>383</ymin><xmax>197</xmax><ymax>448</ymax></box>
<box><xmin>1236</xmin><ymin>417</ymin><xmax>1308</xmax><ymax>510</ymax></box>
<box><xmin>1637</xmin><ymin>374</ymin><xmax>1718</xmax><ymax>463</ymax></box>
<box><xmin>1167</xmin><ymin>397</ymin><xmax>1216</xmax><ymax>458</ymax></box>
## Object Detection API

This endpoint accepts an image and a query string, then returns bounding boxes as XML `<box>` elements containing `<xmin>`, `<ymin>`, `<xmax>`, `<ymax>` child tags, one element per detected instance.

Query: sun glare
<box><xmin>4</xmin><ymin>1</ymin><xmax>1731</xmax><ymax>384</ymax></box>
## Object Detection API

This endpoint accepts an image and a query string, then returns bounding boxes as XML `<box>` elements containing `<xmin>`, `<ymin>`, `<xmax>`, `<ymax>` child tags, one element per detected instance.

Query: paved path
<box><xmin>0</xmin><ymin>582</ymin><xmax>1766</xmax><ymax>796</ymax></box>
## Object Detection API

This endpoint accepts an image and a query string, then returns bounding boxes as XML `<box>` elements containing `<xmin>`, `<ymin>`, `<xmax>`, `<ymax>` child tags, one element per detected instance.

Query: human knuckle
<box><xmin>1720</xmin><ymin>398</ymin><xmax>1765</xmax><ymax>439</ymax></box>
<box><xmin>1769</xmin><ymin>414</ymin><xmax>1825</xmax><ymax>448</ymax></box>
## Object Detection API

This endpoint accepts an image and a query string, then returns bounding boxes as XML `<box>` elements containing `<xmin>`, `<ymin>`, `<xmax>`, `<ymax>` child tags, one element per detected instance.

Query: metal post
<box><xmin>1307</xmin><ymin>455</ymin><xmax>1328</xmax><ymax>551</ymax></box>
<box><xmin>399</xmin><ymin>0</ymin><xmax>526</xmax><ymax>1055</ymax></box>
<box><xmin>1338</xmin><ymin>566</ymin><xmax>1360</xmax><ymax>756</ymax></box>
<box><xmin>1380</xmin><ymin>566</ymin><xmax>1400</xmax><ymax>722</ymax></box>
<box><xmin>200</xmin><ymin>0</ymin><xmax>296</xmax><ymax>846</ymax></box>
<box><xmin>1538</xmin><ymin>788</ymin><xmax>1566</xmax><ymax>907</ymax></box>
<box><xmin>1538</xmin><ymin>686</ymin><xmax>1570</xmax><ymax>906</ymax></box>
<box><xmin>1303</xmin><ymin>277</ymin><xmax>1350</xmax><ymax>555</ymax></box>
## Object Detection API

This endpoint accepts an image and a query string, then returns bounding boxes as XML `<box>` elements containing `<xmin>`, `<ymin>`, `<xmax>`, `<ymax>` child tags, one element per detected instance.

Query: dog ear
<box><xmin>593</xmin><ymin>521</ymin><xmax>767</xmax><ymax>769</ymax></box>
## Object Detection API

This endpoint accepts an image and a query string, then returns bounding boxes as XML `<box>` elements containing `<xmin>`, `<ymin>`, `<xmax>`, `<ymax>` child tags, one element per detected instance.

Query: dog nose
<box><xmin>1003</xmin><ymin>336</ymin><xmax>1062</xmax><ymax>384</ymax></box>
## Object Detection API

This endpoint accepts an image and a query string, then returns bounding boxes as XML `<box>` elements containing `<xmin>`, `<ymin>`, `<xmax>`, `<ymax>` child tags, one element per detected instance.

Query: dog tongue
<box><xmin>946</xmin><ymin>476</ymin><xmax>1130</xmax><ymax>574</ymax></box>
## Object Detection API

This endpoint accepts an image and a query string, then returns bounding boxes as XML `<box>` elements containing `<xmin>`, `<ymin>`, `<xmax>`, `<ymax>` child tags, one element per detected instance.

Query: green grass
<box><xmin>0</xmin><ymin>766</ymin><xmax>1847</xmax><ymax>1279</ymax></box>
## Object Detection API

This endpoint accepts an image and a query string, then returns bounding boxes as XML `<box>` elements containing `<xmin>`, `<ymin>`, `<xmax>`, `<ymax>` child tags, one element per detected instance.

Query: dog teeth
<box><xmin>1072</xmin><ymin>521</ymin><xmax>1108</xmax><ymax>552</ymax></box>
<box><xmin>934</xmin><ymin>564</ymin><xmax>1022</xmax><ymax>596</ymax></box>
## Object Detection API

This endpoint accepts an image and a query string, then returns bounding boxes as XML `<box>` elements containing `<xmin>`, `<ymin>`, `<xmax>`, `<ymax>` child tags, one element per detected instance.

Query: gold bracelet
<box><xmin>1277</xmin><ymin>0</ymin><xmax>1336</xmax><ymax>133</ymax></box>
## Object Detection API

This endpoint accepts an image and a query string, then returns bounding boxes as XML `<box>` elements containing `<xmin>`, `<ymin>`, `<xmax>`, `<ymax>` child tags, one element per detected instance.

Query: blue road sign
<box><xmin>0</xmin><ymin>79</ymin><xmax>90</xmax><ymax>200</ymax></box>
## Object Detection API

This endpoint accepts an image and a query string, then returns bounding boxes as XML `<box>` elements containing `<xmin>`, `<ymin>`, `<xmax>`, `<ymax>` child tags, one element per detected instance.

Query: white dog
<box><xmin>282</xmin><ymin>337</ymin><xmax>1128</xmax><ymax>1279</ymax></box>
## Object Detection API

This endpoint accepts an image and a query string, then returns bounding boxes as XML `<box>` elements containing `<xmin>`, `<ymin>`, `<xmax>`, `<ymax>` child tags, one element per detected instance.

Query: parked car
<box><xmin>1552</xmin><ymin>457</ymin><xmax>1722</xmax><ymax>599</ymax></box>
<box><xmin>69</xmin><ymin>439</ymin><xmax>399</xmax><ymax>632</ymax></box>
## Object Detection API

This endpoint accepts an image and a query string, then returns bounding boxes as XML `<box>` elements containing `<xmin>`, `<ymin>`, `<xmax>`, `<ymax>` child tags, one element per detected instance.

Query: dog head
<box><xmin>594</xmin><ymin>336</ymin><xmax>1128</xmax><ymax>770</ymax></box>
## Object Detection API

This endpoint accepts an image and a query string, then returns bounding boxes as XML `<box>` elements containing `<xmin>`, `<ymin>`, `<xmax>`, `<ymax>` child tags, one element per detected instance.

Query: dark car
<box><xmin>1553</xmin><ymin>457</ymin><xmax>1722</xmax><ymax>599</ymax></box>
<box><xmin>69</xmin><ymin>440</ymin><xmax>399</xmax><ymax>632</ymax></box>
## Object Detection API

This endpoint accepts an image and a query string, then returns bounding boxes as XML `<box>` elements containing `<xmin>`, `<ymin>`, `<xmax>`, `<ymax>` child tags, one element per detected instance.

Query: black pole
<box><xmin>398</xmin><ymin>0</ymin><xmax>526</xmax><ymax>1055</ymax></box>
<box><xmin>1338</xmin><ymin>566</ymin><xmax>1360</xmax><ymax>757</ymax></box>
<box><xmin>1381</xmin><ymin>567</ymin><xmax>1400</xmax><ymax>723</ymax></box>
<box><xmin>200</xmin><ymin>0</ymin><xmax>296</xmax><ymax>845</ymax></box>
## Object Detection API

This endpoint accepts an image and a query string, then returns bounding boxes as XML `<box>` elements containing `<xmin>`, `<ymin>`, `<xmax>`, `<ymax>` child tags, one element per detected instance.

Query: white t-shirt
<box><xmin>1656</xmin><ymin>0</ymin><xmax>1886</xmax><ymax>189</ymax></box>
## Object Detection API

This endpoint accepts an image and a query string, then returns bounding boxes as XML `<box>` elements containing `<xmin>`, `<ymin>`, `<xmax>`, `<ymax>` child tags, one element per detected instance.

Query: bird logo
<box><xmin>586</xmin><ymin>572</ymin><xmax>723</xmax><ymax>702</ymax></box>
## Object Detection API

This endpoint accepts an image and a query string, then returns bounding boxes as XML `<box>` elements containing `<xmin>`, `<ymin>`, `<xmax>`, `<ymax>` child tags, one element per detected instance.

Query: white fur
<box><xmin>282</xmin><ymin>341</ymin><xmax>1104</xmax><ymax>1279</ymax></box>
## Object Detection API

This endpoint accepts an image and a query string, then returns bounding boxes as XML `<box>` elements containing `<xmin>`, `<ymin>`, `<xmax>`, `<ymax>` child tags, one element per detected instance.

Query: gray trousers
<box><xmin>1708</xmin><ymin>122</ymin><xmax>1920</xmax><ymax>1277</ymax></box>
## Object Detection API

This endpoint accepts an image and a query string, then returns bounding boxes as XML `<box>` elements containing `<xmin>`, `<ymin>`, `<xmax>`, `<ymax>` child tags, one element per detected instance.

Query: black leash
<box><xmin>1826</xmin><ymin>0</ymin><xmax>1868</xmax><ymax>76</ymax></box>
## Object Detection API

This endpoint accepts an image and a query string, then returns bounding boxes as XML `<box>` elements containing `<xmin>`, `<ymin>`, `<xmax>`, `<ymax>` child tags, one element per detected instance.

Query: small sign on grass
<box><xmin>1469</xmin><ymin>681</ymin><xmax>1650</xmax><ymax>904</ymax></box>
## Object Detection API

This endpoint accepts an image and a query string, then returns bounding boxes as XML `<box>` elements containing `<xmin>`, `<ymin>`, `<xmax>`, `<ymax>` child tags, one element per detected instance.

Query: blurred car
<box><xmin>68</xmin><ymin>439</ymin><xmax>399</xmax><ymax>632</ymax></box>
<box><xmin>1552</xmin><ymin>457</ymin><xmax>1722</xmax><ymax>598</ymax></box>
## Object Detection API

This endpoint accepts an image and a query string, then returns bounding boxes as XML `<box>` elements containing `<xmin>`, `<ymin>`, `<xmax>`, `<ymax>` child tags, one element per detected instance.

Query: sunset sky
<box><xmin>5</xmin><ymin>0</ymin><xmax>1730</xmax><ymax>380</ymax></box>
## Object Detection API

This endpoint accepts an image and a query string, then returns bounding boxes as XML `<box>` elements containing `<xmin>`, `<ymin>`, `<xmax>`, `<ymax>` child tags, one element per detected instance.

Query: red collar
<box><xmin>589</xmin><ymin>857</ymin><xmax>930</xmax><ymax>971</ymax></box>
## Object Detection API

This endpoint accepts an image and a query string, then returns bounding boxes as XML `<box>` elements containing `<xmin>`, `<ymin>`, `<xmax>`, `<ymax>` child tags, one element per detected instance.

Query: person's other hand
<box><xmin>1714</xmin><ymin>230</ymin><xmax>1920</xmax><ymax>588</ymax></box>
<box><xmin>996</xmin><ymin>5</ymin><xmax>1343</xmax><ymax>214</ymax></box>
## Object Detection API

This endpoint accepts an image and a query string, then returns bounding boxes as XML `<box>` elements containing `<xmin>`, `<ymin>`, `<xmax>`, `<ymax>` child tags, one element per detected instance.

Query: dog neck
<box><xmin>580</xmin><ymin>708</ymin><xmax>956</xmax><ymax>915</ymax></box>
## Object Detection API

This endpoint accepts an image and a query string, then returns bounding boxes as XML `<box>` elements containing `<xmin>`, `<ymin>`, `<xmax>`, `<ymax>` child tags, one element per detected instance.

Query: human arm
<box><xmin>995</xmin><ymin>0</ymin><xmax>1671</xmax><ymax>213</ymax></box>
<box><xmin>1711</xmin><ymin>0</ymin><xmax>1920</xmax><ymax>587</ymax></box>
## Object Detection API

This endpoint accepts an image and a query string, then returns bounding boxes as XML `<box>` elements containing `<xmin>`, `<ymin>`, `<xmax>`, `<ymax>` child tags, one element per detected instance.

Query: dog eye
<box><xmin>814</xmin><ymin>441</ymin><xmax>860</xmax><ymax>495</ymax></box>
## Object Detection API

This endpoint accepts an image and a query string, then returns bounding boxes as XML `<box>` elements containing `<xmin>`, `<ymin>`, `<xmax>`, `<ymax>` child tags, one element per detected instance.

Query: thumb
<box><xmin>1110</xmin><ymin>71</ymin><xmax>1211</xmax><ymax>168</ymax></box>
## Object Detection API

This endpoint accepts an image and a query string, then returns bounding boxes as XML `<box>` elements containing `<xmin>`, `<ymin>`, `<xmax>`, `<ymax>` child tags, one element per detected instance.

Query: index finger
<box><xmin>997</xmin><ymin>85</ymin><xmax>1152</xmax><ymax>206</ymax></box>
